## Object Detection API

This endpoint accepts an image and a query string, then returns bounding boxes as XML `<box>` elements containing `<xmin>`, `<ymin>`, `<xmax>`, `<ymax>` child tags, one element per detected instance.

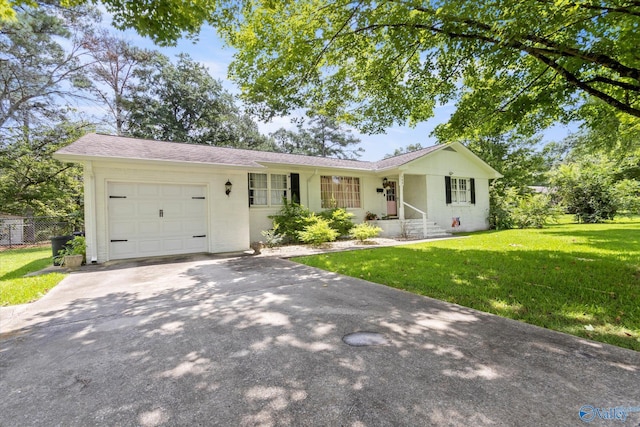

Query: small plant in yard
<box><xmin>54</xmin><ymin>235</ymin><xmax>86</xmax><ymax>265</ymax></box>
<box><xmin>350</xmin><ymin>222</ymin><xmax>383</xmax><ymax>242</ymax></box>
<box><xmin>297</xmin><ymin>216</ymin><xmax>339</xmax><ymax>246</ymax></box>
<box><xmin>365</xmin><ymin>211</ymin><xmax>379</xmax><ymax>220</ymax></box>
<box><xmin>318</xmin><ymin>207</ymin><xmax>355</xmax><ymax>236</ymax></box>
<box><xmin>268</xmin><ymin>200</ymin><xmax>314</xmax><ymax>243</ymax></box>
<box><xmin>261</xmin><ymin>223</ymin><xmax>285</xmax><ymax>247</ymax></box>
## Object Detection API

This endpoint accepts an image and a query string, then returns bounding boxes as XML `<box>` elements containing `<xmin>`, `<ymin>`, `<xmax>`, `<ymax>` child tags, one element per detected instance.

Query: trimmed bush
<box><xmin>268</xmin><ymin>200</ymin><xmax>314</xmax><ymax>243</ymax></box>
<box><xmin>318</xmin><ymin>207</ymin><xmax>355</xmax><ymax>236</ymax></box>
<box><xmin>349</xmin><ymin>222</ymin><xmax>383</xmax><ymax>242</ymax></box>
<box><xmin>297</xmin><ymin>216</ymin><xmax>339</xmax><ymax>245</ymax></box>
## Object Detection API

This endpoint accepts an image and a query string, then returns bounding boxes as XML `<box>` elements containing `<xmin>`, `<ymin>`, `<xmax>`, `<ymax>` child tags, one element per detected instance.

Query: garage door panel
<box><xmin>137</xmin><ymin>184</ymin><xmax>161</xmax><ymax>197</ymax></box>
<box><xmin>108</xmin><ymin>182</ymin><xmax>208</xmax><ymax>260</ymax></box>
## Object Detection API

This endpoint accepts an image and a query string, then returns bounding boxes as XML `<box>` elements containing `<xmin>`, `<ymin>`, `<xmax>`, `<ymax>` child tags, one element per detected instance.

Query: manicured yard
<box><xmin>295</xmin><ymin>219</ymin><xmax>640</xmax><ymax>351</ymax></box>
<box><xmin>0</xmin><ymin>246</ymin><xmax>66</xmax><ymax>306</ymax></box>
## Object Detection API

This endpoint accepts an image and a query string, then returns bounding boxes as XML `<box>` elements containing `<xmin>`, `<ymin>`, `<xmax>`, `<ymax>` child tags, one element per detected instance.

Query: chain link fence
<box><xmin>0</xmin><ymin>216</ymin><xmax>84</xmax><ymax>248</ymax></box>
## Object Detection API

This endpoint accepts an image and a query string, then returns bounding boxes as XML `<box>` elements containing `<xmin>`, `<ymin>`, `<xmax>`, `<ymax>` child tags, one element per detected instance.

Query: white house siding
<box><xmin>86</xmin><ymin>161</ymin><xmax>250</xmax><ymax>263</ymax></box>
<box><xmin>249</xmin><ymin>170</ymin><xmax>386</xmax><ymax>242</ymax></box>
<box><xmin>403</xmin><ymin>148</ymin><xmax>494</xmax><ymax>232</ymax></box>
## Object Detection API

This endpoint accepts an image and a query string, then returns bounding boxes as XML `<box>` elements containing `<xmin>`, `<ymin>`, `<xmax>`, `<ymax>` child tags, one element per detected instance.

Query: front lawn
<box><xmin>295</xmin><ymin>219</ymin><xmax>640</xmax><ymax>351</ymax></box>
<box><xmin>0</xmin><ymin>246</ymin><xmax>66</xmax><ymax>306</ymax></box>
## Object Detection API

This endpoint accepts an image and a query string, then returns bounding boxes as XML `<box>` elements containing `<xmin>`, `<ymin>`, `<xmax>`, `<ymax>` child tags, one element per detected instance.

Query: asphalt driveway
<box><xmin>1</xmin><ymin>255</ymin><xmax>638</xmax><ymax>426</ymax></box>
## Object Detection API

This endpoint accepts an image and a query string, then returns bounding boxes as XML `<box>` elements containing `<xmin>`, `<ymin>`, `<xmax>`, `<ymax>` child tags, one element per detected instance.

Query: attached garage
<box><xmin>107</xmin><ymin>182</ymin><xmax>209</xmax><ymax>260</ymax></box>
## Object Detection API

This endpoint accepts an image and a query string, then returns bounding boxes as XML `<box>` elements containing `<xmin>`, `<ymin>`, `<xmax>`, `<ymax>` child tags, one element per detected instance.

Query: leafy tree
<box><xmin>0</xmin><ymin>121</ymin><xmax>89</xmax><ymax>216</ymax></box>
<box><xmin>0</xmin><ymin>5</ymin><xmax>92</xmax><ymax>134</ymax></box>
<box><xmin>272</xmin><ymin>115</ymin><xmax>362</xmax><ymax>159</ymax></box>
<box><xmin>125</xmin><ymin>53</ymin><xmax>271</xmax><ymax>149</ymax></box>
<box><xmin>82</xmin><ymin>28</ymin><xmax>157</xmax><ymax>135</ymax></box>
<box><xmin>467</xmin><ymin>134</ymin><xmax>548</xmax><ymax>192</ymax></box>
<box><xmin>51</xmin><ymin>0</ymin><xmax>640</xmax><ymax>138</ymax></box>
<box><xmin>384</xmin><ymin>144</ymin><xmax>424</xmax><ymax>159</ymax></box>
<box><xmin>550</xmin><ymin>160</ymin><xmax>618</xmax><ymax>223</ymax></box>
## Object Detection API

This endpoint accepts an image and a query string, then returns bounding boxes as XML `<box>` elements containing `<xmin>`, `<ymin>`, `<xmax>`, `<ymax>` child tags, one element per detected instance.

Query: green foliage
<box><xmin>296</xmin><ymin>219</ymin><xmax>640</xmax><ymax>351</ymax></box>
<box><xmin>384</xmin><ymin>143</ymin><xmax>424</xmax><ymax>159</ymax></box>
<box><xmin>0</xmin><ymin>122</ymin><xmax>88</xmax><ymax>216</ymax></box>
<box><xmin>271</xmin><ymin>114</ymin><xmax>363</xmax><ymax>159</ymax></box>
<box><xmin>126</xmin><ymin>52</ymin><xmax>273</xmax><ymax>150</ymax></box>
<box><xmin>349</xmin><ymin>222</ymin><xmax>382</xmax><ymax>242</ymax></box>
<box><xmin>54</xmin><ymin>235</ymin><xmax>86</xmax><ymax>264</ymax></box>
<box><xmin>511</xmin><ymin>194</ymin><xmax>559</xmax><ymax>229</ymax></box>
<box><xmin>551</xmin><ymin>162</ymin><xmax>618</xmax><ymax>223</ymax></box>
<box><xmin>489</xmin><ymin>186</ymin><xmax>558</xmax><ymax>229</ymax></box>
<box><xmin>260</xmin><ymin>224</ymin><xmax>285</xmax><ymax>247</ymax></box>
<box><xmin>0</xmin><ymin>246</ymin><xmax>66</xmax><ymax>306</ymax></box>
<box><xmin>87</xmin><ymin>0</ymin><xmax>640</xmax><ymax>140</ymax></box>
<box><xmin>614</xmin><ymin>179</ymin><xmax>640</xmax><ymax>216</ymax></box>
<box><xmin>297</xmin><ymin>215</ymin><xmax>339</xmax><ymax>246</ymax></box>
<box><xmin>268</xmin><ymin>200</ymin><xmax>314</xmax><ymax>243</ymax></box>
<box><xmin>317</xmin><ymin>208</ymin><xmax>355</xmax><ymax>236</ymax></box>
<box><xmin>488</xmin><ymin>185</ymin><xmax>518</xmax><ymax>230</ymax></box>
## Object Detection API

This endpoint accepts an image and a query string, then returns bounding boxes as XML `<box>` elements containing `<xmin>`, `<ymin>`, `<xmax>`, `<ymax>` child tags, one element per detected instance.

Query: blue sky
<box><xmin>113</xmin><ymin>24</ymin><xmax>573</xmax><ymax>161</ymax></box>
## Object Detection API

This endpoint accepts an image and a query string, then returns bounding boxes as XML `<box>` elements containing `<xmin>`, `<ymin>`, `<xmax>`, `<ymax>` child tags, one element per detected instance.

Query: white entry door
<box><xmin>108</xmin><ymin>182</ymin><xmax>208</xmax><ymax>260</ymax></box>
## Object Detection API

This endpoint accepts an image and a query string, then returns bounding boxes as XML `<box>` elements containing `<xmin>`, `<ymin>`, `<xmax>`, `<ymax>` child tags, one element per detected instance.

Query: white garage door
<box><xmin>108</xmin><ymin>182</ymin><xmax>208</xmax><ymax>260</ymax></box>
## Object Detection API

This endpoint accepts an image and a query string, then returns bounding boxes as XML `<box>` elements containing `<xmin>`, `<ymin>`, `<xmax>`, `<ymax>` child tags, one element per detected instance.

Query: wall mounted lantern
<box><xmin>225</xmin><ymin>179</ymin><xmax>232</xmax><ymax>196</ymax></box>
<box><xmin>382</xmin><ymin>177</ymin><xmax>389</xmax><ymax>189</ymax></box>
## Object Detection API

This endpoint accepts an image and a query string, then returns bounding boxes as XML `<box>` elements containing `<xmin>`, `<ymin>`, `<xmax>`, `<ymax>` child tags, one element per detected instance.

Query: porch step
<box><xmin>401</xmin><ymin>219</ymin><xmax>451</xmax><ymax>239</ymax></box>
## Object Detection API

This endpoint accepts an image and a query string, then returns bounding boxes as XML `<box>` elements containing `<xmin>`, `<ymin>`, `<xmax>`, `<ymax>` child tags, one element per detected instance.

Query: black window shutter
<box><xmin>445</xmin><ymin>176</ymin><xmax>452</xmax><ymax>204</ymax></box>
<box><xmin>290</xmin><ymin>173</ymin><xmax>300</xmax><ymax>203</ymax></box>
<box><xmin>470</xmin><ymin>178</ymin><xmax>476</xmax><ymax>204</ymax></box>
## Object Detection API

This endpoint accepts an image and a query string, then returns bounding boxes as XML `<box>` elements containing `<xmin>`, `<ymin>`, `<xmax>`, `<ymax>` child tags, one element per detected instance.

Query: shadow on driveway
<box><xmin>1</xmin><ymin>256</ymin><xmax>638</xmax><ymax>426</ymax></box>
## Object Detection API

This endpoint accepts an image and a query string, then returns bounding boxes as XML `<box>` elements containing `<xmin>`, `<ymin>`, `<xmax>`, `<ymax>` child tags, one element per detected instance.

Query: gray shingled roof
<box><xmin>55</xmin><ymin>133</ymin><xmax>447</xmax><ymax>171</ymax></box>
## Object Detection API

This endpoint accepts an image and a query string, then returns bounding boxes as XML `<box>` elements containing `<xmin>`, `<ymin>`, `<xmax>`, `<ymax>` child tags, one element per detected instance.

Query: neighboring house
<box><xmin>54</xmin><ymin>133</ymin><xmax>502</xmax><ymax>263</ymax></box>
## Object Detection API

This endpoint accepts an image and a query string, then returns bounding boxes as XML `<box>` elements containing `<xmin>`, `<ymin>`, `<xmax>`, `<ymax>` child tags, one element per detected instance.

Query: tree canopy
<box><xmin>18</xmin><ymin>0</ymin><xmax>637</xmax><ymax>141</ymax></box>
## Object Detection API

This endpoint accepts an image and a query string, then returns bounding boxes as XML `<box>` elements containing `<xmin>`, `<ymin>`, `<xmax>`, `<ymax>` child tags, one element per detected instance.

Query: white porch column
<box><xmin>398</xmin><ymin>172</ymin><xmax>405</xmax><ymax>220</ymax></box>
<box><xmin>84</xmin><ymin>161</ymin><xmax>98</xmax><ymax>263</ymax></box>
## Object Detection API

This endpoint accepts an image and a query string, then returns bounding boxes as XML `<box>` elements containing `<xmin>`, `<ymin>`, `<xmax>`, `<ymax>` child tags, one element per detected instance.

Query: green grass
<box><xmin>0</xmin><ymin>246</ymin><xmax>66</xmax><ymax>306</ymax></box>
<box><xmin>295</xmin><ymin>218</ymin><xmax>640</xmax><ymax>351</ymax></box>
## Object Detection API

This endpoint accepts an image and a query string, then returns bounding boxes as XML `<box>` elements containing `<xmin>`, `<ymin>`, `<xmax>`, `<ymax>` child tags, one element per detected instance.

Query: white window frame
<box><xmin>249</xmin><ymin>173</ymin><xmax>288</xmax><ymax>207</ymax></box>
<box><xmin>451</xmin><ymin>177</ymin><xmax>471</xmax><ymax>205</ymax></box>
<box><xmin>320</xmin><ymin>175</ymin><xmax>361</xmax><ymax>208</ymax></box>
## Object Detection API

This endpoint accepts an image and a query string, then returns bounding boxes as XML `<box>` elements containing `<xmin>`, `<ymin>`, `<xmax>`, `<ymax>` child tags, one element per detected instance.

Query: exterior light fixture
<box><xmin>225</xmin><ymin>179</ymin><xmax>232</xmax><ymax>196</ymax></box>
<box><xmin>382</xmin><ymin>177</ymin><xmax>389</xmax><ymax>188</ymax></box>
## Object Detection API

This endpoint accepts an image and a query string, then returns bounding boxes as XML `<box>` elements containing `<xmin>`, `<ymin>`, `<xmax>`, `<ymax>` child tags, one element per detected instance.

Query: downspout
<box><xmin>398</xmin><ymin>172</ymin><xmax>405</xmax><ymax>220</ymax></box>
<box><xmin>84</xmin><ymin>161</ymin><xmax>98</xmax><ymax>263</ymax></box>
<box><xmin>306</xmin><ymin>169</ymin><xmax>318</xmax><ymax>207</ymax></box>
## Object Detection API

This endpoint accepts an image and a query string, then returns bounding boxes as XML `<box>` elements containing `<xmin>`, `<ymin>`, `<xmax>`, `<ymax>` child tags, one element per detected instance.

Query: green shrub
<box><xmin>488</xmin><ymin>185</ymin><xmax>518</xmax><ymax>230</ymax></box>
<box><xmin>551</xmin><ymin>162</ymin><xmax>617</xmax><ymax>223</ymax></box>
<box><xmin>349</xmin><ymin>222</ymin><xmax>383</xmax><ymax>242</ymax></box>
<box><xmin>318</xmin><ymin>207</ymin><xmax>355</xmax><ymax>236</ymax></box>
<box><xmin>614</xmin><ymin>179</ymin><xmax>640</xmax><ymax>216</ymax></box>
<box><xmin>54</xmin><ymin>235</ymin><xmax>86</xmax><ymax>264</ymax></box>
<box><xmin>261</xmin><ymin>223</ymin><xmax>285</xmax><ymax>247</ymax></box>
<box><xmin>512</xmin><ymin>194</ymin><xmax>559</xmax><ymax>228</ymax></box>
<box><xmin>297</xmin><ymin>216</ymin><xmax>339</xmax><ymax>245</ymax></box>
<box><xmin>268</xmin><ymin>200</ymin><xmax>314</xmax><ymax>243</ymax></box>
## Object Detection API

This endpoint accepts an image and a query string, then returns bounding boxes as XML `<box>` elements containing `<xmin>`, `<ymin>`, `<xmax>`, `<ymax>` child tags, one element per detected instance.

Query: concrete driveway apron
<box><xmin>1</xmin><ymin>255</ymin><xmax>638</xmax><ymax>426</ymax></box>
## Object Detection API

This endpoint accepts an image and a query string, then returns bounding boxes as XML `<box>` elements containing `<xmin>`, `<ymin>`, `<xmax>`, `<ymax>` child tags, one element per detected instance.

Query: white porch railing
<box><xmin>402</xmin><ymin>201</ymin><xmax>428</xmax><ymax>238</ymax></box>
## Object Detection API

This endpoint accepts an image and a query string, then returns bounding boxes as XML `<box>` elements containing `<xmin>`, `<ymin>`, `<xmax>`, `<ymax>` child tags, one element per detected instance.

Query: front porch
<box><xmin>374</xmin><ymin>173</ymin><xmax>449</xmax><ymax>239</ymax></box>
<box><xmin>367</xmin><ymin>218</ymin><xmax>450</xmax><ymax>239</ymax></box>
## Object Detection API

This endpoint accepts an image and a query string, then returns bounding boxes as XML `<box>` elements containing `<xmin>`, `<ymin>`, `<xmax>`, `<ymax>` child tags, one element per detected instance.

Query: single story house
<box><xmin>54</xmin><ymin>133</ymin><xmax>502</xmax><ymax>263</ymax></box>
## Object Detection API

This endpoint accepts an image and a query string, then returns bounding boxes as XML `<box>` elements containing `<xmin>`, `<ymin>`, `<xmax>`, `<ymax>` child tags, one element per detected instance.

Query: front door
<box><xmin>386</xmin><ymin>181</ymin><xmax>397</xmax><ymax>217</ymax></box>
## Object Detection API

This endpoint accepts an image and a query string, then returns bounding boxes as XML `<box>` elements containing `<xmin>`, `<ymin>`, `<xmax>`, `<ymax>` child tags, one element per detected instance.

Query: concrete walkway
<box><xmin>1</xmin><ymin>254</ymin><xmax>639</xmax><ymax>426</ymax></box>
